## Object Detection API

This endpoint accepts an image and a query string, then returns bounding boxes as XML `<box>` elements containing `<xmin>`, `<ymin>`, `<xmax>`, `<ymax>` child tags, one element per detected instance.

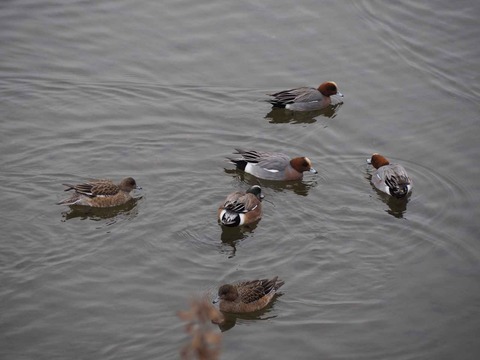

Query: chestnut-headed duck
<box><xmin>267</xmin><ymin>81</ymin><xmax>343</xmax><ymax>111</ymax></box>
<box><xmin>213</xmin><ymin>277</ymin><xmax>284</xmax><ymax>313</ymax></box>
<box><xmin>228</xmin><ymin>149</ymin><xmax>317</xmax><ymax>181</ymax></box>
<box><xmin>367</xmin><ymin>153</ymin><xmax>412</xmax><ymax>198</ymax></box>
<box><xmin>218</xmin><ymin>185</ymin><xmax>264</xmax><ymax>227</ymax></box>
<box><xmin>57</xmin><ymin>177</ymin><xmax>141</xmax><ymax>207</ymax></box>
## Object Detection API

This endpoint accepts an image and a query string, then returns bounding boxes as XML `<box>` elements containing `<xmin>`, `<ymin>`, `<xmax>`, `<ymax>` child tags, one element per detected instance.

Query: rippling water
<box><xmin>1</xmin><ymin>1</ymin><xmax>479</xmax><ymax>359</ymax></box>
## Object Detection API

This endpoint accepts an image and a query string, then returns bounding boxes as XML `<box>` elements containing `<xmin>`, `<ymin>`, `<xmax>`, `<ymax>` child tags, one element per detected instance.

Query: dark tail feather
<box><xmin>264</xmin><ymin>276</ymin><xmax>285</xmax><ymax>292</ymax></box>
<box><xmin>266</xmin><ymin>99</ymin><xmax>286</xmax><ymax>108</ymax></box>
<box><xmin>62</xmin><ymin>184</ymin><xmax>75</xmax><ymax>192</ymax></box>
<box><xmin>274</xmin><ymin>278</ymin><xmax>285</xmax><ymax>291</ymax></box>
<box><xmin>57</xmin><ymin>184</ymin><xmax>80</xmax><ymax>205</ymax></box>
<box><xmin>389</xmin><ymin>184</ymin><xmax>409</xmax><ymax>199</ymax></box>
<box><xmin>385</xmin><ymin>177</ymin><xmax>410</xmax><ymax>199</ymax></box>
<box><xmin>227</xmin><ymin>158</ymin><xmax>248</xmax><ymax>171</ymax></box>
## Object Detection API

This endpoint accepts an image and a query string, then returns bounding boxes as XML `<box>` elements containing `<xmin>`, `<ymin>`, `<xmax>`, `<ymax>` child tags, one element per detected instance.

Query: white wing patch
<box><xmin>245</xmin><ymin>163</ymin><xmax>255</xmax><ymax>173</ymax></box>
<box><xmin>220</xmin><ymin>210</ymin><xmax>245</xmax><ymax>226</ymax></box>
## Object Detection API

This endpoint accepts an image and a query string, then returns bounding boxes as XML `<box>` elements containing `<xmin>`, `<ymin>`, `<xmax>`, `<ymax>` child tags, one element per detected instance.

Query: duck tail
<box><xmin>56</xmin><ymin>197</ymin><xmax>77</xmax><ymax>205</ymax></box>
<box><xmin>220</xmin><ymin>210</ymin><xmax>241</xmax><ymax>227</ymax></box>
<box><xmin>385</xmin><ymin>176</ymin><xmax>411</xmax><ymax>199</ymax></box>
<box><xmin>62</xmin><ymin>183</ymin><xmax>75</xmax><ymax>192</ymax></box>
<box><xmin>264</xmin><ymin>277</ymin><xmax>285</xmax><ymax>293</ymax></box>
<box><xmin>226</xmin><ymin>157</ymin><xmax>248</xmax><ymax>171</ymax></box>
<box><xmin>390</xmin><ymin>184</ymin><xmax>409</xmax><ymax>199</ymax></box>
<box><xmin>274</xmin><ymin>277</ymin><xmax>285</xmax><ymax>291</ymax></box>
<box><xmin>266</xmin><ymin>98</ymin><xmax>286</xmax><ymax>108</ymax></box>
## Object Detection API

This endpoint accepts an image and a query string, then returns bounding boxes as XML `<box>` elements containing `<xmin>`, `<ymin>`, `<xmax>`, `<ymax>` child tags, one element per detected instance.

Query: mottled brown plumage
<box><xmin>213</xmin><ymin>277</ymin><xmax>284</xmax><ymax>313</ymax></box>
<box><xmin>57</xmin><ymin>177</ymin><xmax>140</xmax><ymax>207</ymax></box>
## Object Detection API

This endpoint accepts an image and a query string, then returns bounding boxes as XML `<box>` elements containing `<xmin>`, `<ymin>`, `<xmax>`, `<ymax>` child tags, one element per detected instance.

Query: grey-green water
<box><xmin>1</xmin><ymin>1</ymin><xmax>479</xmax><ymax>359</ymax></box>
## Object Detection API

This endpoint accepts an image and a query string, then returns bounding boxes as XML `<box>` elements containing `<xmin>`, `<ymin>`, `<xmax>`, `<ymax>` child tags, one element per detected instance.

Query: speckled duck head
<box><xmin>119</xmin><ymin>177</ymin><xmax>141</xmax><ymax>192</ymax></box>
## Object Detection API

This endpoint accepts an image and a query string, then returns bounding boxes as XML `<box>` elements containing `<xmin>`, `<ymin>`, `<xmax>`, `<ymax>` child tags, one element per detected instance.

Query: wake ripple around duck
<box><xmin>273</xmin><ymin>151</ymin><xmax>478</xmax><ymax>360</ymax></box>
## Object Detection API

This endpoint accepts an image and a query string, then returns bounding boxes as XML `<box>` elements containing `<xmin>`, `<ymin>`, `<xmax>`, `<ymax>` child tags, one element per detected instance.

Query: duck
<box><xmin>367</xmin><ymin>153</ymin><xmax>412</xmax><ymax>198</ymax></box>
<box><xmin>227</xmin><ymin>149</ymin><xmax>317</xmax><ymax>181</ymax></box>
<box><xmin>218</xmin><ymin>185</ymin><xmax>264</xmax><ymax>227</ymax></box>
<box><xmin>213</xmin><ymin>277</ymin><xmax>284</xmax><ymax>313</ymax></box>
<box><xmin>267</xmin><ymin>81</ymin><xmax>343</xmax><ymax>111</ymax></box>
<box><xmin>57</xmin><ymin>177</ymin><xmax>141</xmax><ymax>207</ymax></box>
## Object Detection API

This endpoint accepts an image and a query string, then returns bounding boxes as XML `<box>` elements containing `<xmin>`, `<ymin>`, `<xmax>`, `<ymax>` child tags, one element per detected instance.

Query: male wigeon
<box><xmin>218</xmin><ymin>185</ymin><xmax>264</xmax><ymax>227</ymax></box>
<box><xmin>267</xmin><ymin>81</ymin><xmax>343</xmax><ymax>111</ymax></box>
<box><xmin>367</xmin><ymin>153</ymin><xmax>412</xmax><ymax>198</ymax></box>
<box><xmin>227</xmin><ymin>149</ymin><xmax>317</xmax><ymax>181</ymax></box>
<box><xmin>57</xmin><ymin>177</ymin><xmax>141</xmax><ymax>207</ymax></box>
<box><xmin>213</xmin><ymin>277</ymin><xmax>284</xmax><ymax>313</ymax></box>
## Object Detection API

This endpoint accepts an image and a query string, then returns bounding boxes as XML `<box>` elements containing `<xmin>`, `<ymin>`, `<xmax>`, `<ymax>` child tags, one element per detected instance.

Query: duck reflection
<box><xmin>219</xmin><ymin>221</ymin><xmax>259</xmax><ymax>258</ymax></box>
<box><xmin>384</xmin><ymin>193</ymin><xmax>410</xmax><ymax>218</ymax></box>
<box><xmin>365</xmin><ymin>172</ymin><xmax>410</xmax><ymax>218</ymax></box>
<box><xmin>264</xmin><ymin>103</ymin><xmax>343</xmax><ymax>124</ymax></box>
<box><xmin>60</xmin><ymin>198</ymin><xmax>140</xmax><ymax>221</ymax></box>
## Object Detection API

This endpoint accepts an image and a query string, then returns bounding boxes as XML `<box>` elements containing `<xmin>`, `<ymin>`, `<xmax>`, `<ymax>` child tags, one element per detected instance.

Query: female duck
<box><xmin>57</xmin><ymin>177</ymin><xmax>141</xmax><ymax>207</ymax></box>
<box><xmin>213</xmin><ymin>277</ymin><xmax>284</xmax><ymax>313</ymax></box>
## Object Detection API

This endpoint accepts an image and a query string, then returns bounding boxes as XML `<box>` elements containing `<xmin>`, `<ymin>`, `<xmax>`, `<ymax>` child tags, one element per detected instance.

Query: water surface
<box><xmin>1</xmin><ymin>1</ymin><xmax>479</xmax><ymax>359</ymax></box>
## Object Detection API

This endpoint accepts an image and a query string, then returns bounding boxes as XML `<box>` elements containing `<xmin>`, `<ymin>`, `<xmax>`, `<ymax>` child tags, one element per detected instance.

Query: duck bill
<box><xmin>212</xmin><ymin>296</ymin><xmax>220</xmax><ymax>304</ymax></box>
<box><xmin>336</xmin><ymin>92</ymin><xmax>344</xmax><ymax>97</ymax></box>
<box><xmin>309</xmin><ymin>168</ymin><xmax>318</xmax><ymax>174</ymax></box>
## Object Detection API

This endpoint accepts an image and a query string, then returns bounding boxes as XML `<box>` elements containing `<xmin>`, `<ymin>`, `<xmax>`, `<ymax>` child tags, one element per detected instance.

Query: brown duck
<box><xmin>57</xmin><ymin>177</ymin><xmax>140</xmax><ymax>207</ymax></box>
<box><xmin>213</xmin><ymin>277</ymin><xmax>284</xmax><ymax>313</ymax></box>
<box><xmin>218</xmin><ymin>185</ymin><xmax>264</xmax><ymax>227</ymax></box>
